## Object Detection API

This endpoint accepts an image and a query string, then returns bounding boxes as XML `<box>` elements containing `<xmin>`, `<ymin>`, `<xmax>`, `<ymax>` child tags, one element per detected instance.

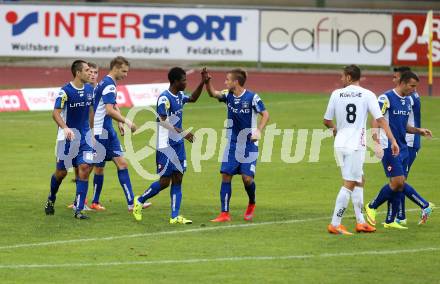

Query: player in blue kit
<box><xmin>93</xmin><ymin>56</ymin><xmax>139</xmax><ymax>212</ymax></box>
<box><xmin>366</xmin><ymin>71</ymin><xmax>434</xmax><ymax>229</ymax></box>
<box><xmin>384</xmin><ymin>66</ymin><xmax>424</xmax><ymax>225</ymax></box>
<box><xmin>132</xmin><ymin>67</ymin><xmax>209</xmax><ymax>224</ymax></box>
<box><xmin>45</xmin><ymin>60</ymin><xmax>94</xmax><ymax>219</ymax></box>
<box><xmin>206</xmin><ymin>69</ymin><xmax>270</xmax><ymax>222</ymax></box>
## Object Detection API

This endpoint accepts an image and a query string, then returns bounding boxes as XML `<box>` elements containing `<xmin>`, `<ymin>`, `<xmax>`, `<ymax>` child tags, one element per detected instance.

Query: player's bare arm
<box><xmin>105</xmin><ymin>103</ymin><xmax>137</xmax><ymax>133</ymax></box>
<box><xmin>376</xmin><ymin>117</ymin><xmax>400</xmax><ymax>156</ymax></box>
<box><xmin>251</xmin><ymin>110</ymin><xmax>270</xmax><ymax>141</ymax></box>
<box><xmin>205</xmin><ymin>75</ymin><xmax>223</xmax><ymax>99</ymax></box>
<box><xmin>323</xmin><ymin>119</ymin><xmax>337</xmax><ymax>137</ymax></box>
<box><xmin>52</xmin><ymin>108</ymin><xmax>75</xmax><ymax>141</ymax></box>
<box><xmin>406</xmin><ymin>125</ymin><xmax>432</xmax><ymax>138</ymax></box>
<box><xmin>114</xmin><ymin>104</ymin><xmax>125</xmax><ymax>136</ymax></box>
<box><xmin>157</xmin><ymin>115</ymin><xmax>194</xmax><ymax>143</ymax></box>
<box><xmin>187</xmin><ymin>67</ymin><xmax>209</xmax><ymax>103</ymax></box>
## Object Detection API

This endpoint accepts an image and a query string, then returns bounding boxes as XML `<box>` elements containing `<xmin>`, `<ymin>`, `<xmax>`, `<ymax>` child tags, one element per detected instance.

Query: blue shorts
<box><xmin>94</xmin><ymin>129</ymin><xmax>123</xmax><ymax>167</ymax></box>
<box><xmin>382</xmin><ymin>147</ymin><xmax>409</xmax><ymax>178</ymax></box>
<box><xmin>56</xmin><ymin>140</ymin><xmax>93</xmax><ymax>170</ymax></box>
<box><xmin>220</xmin><ymin>142</ymin><xmax>258</xmax><ymax>177</ymax></box>
<box><xmin>156</xmin><ymin>143</ymin><xmax>186</xmax><ymax>177</ymax></box>
<box><xmin>407</xmin><ymin>147</ymin><xmax>419</xmax><ymax>176</ymax></box>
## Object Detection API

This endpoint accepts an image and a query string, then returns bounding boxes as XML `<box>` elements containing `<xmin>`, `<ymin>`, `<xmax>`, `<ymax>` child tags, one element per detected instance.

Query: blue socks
<box><xmin>138</xmin><ymin>181</ymin><xmax>162</xmax><ymax>203</ymax></box>
<box><xmin>170</xmin><ymin>184</ymin><xmax>182</xmax><ymax>218</ymax></box>
<box><xmin>75</xmin><ymin>180</ymin><xmax>88</xmax><ymax>212</ymax></box>
<box><xmin>369</xmin><ymin>184</ymin><xmax>393</xmax><ymax>209</ymax></box>
<box><xmin>49</xmin><ymin>174</ymin><xmax>62</xmax><ymax>202</ymax></box>
<box><xmin>92</xmin><ymin>174</ymin><xmax>104</xmax><ymax>204</ymax></box>
<box><xmin>385</xmin><ymin>191</ymin><xmax>400</xmax><ymax>224</ymax></box>
<box><xmin>118</xmin><ymin>169</ymin><xmax>134</xmax><ymax>206</ymax></box>
<box><xmin>220</xmin><ymin>182</ymin><xmax>232</xmax><ymax>212</ymax></box>
<box><xmin>403</xmin><ymin>183</ymin><xmax>428</xmax><ymax>209</ymax></box>
<box><xmin>245</xmin><ymin>182</ymin><xmax>256</xmax><ymax>204</ymax></box>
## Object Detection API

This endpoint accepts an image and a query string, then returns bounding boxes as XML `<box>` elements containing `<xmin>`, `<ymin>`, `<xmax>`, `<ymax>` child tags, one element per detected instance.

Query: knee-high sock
<box><xmin>385</xmin><ymin>191</ymin><xmax>401</xmax><ymax>224</ymax></box>
<box><xmin>92</xmin><ymin>174</ymin><xmax>104</xmax><ymax>204</ymax></box>
<box><xmin>117</xmin><ymin>169</ymin><xmax>134</xmax><ymax>206</ymax></box>
<box><xmin>245</xmin><ymin>182</ymin><xmax>256</xmax><ymax>204</ymax></box>
<box><xmin>397</xmin><ymin>193</ymin><xmax>406</xmax><ymax>220</ymax></box>
<box><xmin>170</xmin><ymin>184</ymin><xmax>182</xmax><ymax>218</ymax></box>
<box><xmin>138</xmin><ymin>181</ymin><xmax>162</xmax><ymax>204</ymax></box>
<box><xmin>369</xmin><ymin>184</ymin><xmax>393</xmax><ymax>209</ymax></box>
<box><xmin>403</xmin><ymin>183</ymin><xmax>428</xmax><ymax>209</ymax></box>
<box><xmin>331</xmin><ymin>186</ymin><xmax>351</xmax><ymax>227</ymax></box>
<box><xmin>75</xmin><ymin>180</ymin><xmax>88</xmax><ymax>212</ymax></box>
<box><xmin>48</xmin><ymin>174</ymin><xmax>62</xmax><ymax>202</ymax></box>
<box><xmin>221</xmin><ymin>182</ymin><xmax>232</xmax><ymax>212</ymax></box>
<box><xmin>352</xmin><ymin>186</ymin><xmax>365</xmax><ymax>224</ymax></box>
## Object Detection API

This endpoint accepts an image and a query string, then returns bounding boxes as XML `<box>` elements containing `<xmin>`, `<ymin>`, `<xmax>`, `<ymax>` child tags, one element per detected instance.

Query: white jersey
<box><xmin>324</xmin><ymin>84</ymin><xmax>383</xmax><ymax>150</ymax></box>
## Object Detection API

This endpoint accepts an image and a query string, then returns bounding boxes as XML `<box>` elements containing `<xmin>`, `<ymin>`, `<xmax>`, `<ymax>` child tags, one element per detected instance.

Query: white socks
<box><xmin>352</xmin><ymin>186</ymin><xmax>366</xmax><ymax>224</ymax></box>
<box><xmin>331</xmin><ymin>186</ymin><xmax>352</xmax><ymax>227</ymax></box>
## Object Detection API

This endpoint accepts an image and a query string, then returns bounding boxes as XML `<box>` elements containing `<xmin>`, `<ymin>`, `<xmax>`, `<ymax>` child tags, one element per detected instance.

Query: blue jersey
<box><xmin>218</xmin><ymin>89</ymin><xmax>266</xmax><ymax>144</ymax></box>
<box><xmin>406</xmin><ymin>92</ymin><xmax>421</xmax><ymax>149</ymax></box>
<box><xmin>94</xmin><ymin>75</ymin><xmax>117</xmax><ymax>135</ymax></box>
<box><xmin>378</xmin><ymin>89</ymin><xmax>412</xmax><ymax>151</ymax></box>
<box><xmin>156</xmin><ymin>89</ymin><xmax>190</xmax><ymax>148</ymax></box>
<box><xmin>54</xmin><ymin>82</ymin><xmax>94</xmax><ymax>142</ymax></box>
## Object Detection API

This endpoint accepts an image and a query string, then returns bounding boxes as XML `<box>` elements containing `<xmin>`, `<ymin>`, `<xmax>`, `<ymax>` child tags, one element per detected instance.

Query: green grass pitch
<box><xmin>0</xmin><ymin>92</ymin><xmax>439</xmax><ymax>283</ymax></box>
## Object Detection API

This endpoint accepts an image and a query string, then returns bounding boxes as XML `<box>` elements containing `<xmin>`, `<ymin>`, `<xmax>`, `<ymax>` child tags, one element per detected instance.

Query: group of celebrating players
<box><xmin>44</xmin><ymin>56</ymin><xmax>270</xmax><ymax>224</ymax></box>
<box><xmin>43</xmin><ymin>56</ymin><xmax>433</xmax><ymax>231</ymax></box>
<box><xmin>324</xmin><ymin>65</ymin><xmax>434</xmax><ymax>234</ymax></box>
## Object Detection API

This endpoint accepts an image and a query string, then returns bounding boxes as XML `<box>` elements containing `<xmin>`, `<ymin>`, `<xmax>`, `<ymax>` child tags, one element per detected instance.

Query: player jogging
<box><xmin>323</xmin><ymin>65</ymin><xmax>399</xmax><ymax>235</ymax></box>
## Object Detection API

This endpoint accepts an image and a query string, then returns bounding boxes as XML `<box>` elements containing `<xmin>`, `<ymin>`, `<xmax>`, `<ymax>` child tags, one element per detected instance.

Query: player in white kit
<box><xmin>323</xmin><ymin>65</ymin><xmax>399</xmax><ymax>235</ymax></box>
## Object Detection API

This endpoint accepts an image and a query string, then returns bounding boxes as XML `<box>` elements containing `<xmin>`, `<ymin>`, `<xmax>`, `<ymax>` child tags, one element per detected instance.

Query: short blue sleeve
<box><xmin>157</xmin><ymin>95</ymin><xmax>170</xmax><ymax>117</ymax></box>
<box><xmin>102</xmin><ymin>84</ymin><xmax>117</xmax><ymax>104</ymax></box>
<box><xmin>54</xmin><ymin>89</ymin><xmax>67</xmax><ymax>110</ymax></box>
<box><xmin>252</xmin><ymin>94</ymin><xmax>266</xmax><ymax>113</ymax></box>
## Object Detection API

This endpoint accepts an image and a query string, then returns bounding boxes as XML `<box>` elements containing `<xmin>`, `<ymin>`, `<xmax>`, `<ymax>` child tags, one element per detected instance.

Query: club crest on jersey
<box><xmin>234</xmin><ymin>98</ymin><xmax>240</xmax><ymax>104</ymax></box>
<box><xmin>242</xmin><ymin>101</ymin><xmax>250</xmax><ymax>109</ymax></box>
<box><xmin>387</xmin><ymin>165</ymin><xmax>392</xmax><ymax>172</ymax></box>
<box><xmin>401</xmin><ymin>99</ymin><xmax>405</xmax><ymax>105</ymax></box>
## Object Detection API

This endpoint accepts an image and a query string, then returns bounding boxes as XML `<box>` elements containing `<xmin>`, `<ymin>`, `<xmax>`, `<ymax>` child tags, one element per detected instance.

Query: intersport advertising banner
<box><xmin>393</xmin><ymin>13</ymin><xmax>440</xmax><ymax>66</ymax></box>
<box><xmin>0</xmin><ymin>4</ymin><xmax>259</xmax><ymax>61</ymax></box>
<box><xmin>260</xmin><ymin>11</ymin><xmax>392</xmax><ymax>65</ymax></box>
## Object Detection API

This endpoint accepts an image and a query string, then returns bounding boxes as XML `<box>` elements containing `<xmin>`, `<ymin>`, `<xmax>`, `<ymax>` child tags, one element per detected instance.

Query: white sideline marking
<box><xmin>0</xmin><ymin>208</ymin><xmax>425</xmax><ymax>251</ymax></box>
<box><xmin>0</xmin><ymin>247</ymin><xmax>438</xmax><ymax>269</ymax></box>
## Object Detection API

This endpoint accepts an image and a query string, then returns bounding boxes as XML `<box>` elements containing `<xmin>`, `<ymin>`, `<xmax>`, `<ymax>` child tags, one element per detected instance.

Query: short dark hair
<box><xmin>343</xmin><ymin>65</ymin><xmax>361</xmax><ymax>81</ymax></box>
<box><xmin>168</xmin><ymin>67</ymin><xmax>186</xmax><ymax>84</ymax></box>
<box><xmin>393</xmin><ymin>66</ymin><xmax>411</xmax><ymax>74</ymax></box>
<box><xmin>399</xmin><ymin>71</ymin><xmax>419</xmax><ymax>83</ymax></box>
<box><xmin>110</xmin><ymin>56</ymin><xmax>129</xmax><ymax>70</ymax></box>
<box><xmin>71</xmin><ymin>60</ymin><xmax>87</xmax><ymax>78</ymax></box>
<box><xmin>87</xmin><ymin>62</ymin><xmax>98</xmax><ymax>69</ymax></box>
<box><xmin>228</xmin><ymin>68</ymin><xmax>247</xmax><ymax>86</ymax></box>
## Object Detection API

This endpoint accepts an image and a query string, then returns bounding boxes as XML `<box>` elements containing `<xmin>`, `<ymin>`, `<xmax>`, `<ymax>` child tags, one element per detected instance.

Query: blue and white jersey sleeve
<box><xmin>102</xmin><ymin>84</ymin><xmax>117</xmax><ymax>105</ymax></box>
<box><xmin>252</xmin><ymin>94</ymin><xmax>266</xmax><ymax>113</ymax></box>
<box><xmin>182</xmin><ymin>93</ymin><xmax>190</xmax><ymax>105</ymax></box>
<box><xmin>157</xmin><ymin>95</ymin><xmax>170</xmax><ymax>117</ymax></box>
<box><xmin>378</xmin><ymin>94</ymin><xmax>390</xmax><ymax>115</ymax></box>
<box><xmin>54</xmin><ymin>89</ymin><xmax>68</xmax><ymax>110</ymax></box>
<box><xmin>367</xmin><ymin>92</ymin><xmax>383</xmax><ymax>120</ymax></box>
<box><xmin>218</xmin><ymin>89</ymin><xmax>229</xmax><ymax>103</ymax></box>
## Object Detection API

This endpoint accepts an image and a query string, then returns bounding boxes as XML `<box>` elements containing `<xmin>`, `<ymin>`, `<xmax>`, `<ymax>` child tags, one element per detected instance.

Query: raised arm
<box><xmin>205</xmin><ymin>74</ymin><xmax>223</xmax><ymax>99</ymax></box>
<box><xmin>187</xmin><ymin>67</ymin><xmax>209</xmax><ymax>103</ymax></box>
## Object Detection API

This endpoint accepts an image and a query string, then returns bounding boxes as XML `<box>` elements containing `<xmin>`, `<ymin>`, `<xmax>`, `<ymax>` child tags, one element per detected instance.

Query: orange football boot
<box><xmin>355</xmin><ymin>223</ymin><xmax>376</xmax><ymax>233</ymax></box>
<box><xmin>244</xmin><ymin>204</ymin><xmax>256</xmax><ymax>221</ymax></box>
<box><xmin>327</xmin><ymin>224</ymin><xmax>353</xmax><ymax>235</ymax></box>
<box><xmin>210</xmin><ymin>212</ymin><xmax>231</xmax><ymax>222</ymax></box>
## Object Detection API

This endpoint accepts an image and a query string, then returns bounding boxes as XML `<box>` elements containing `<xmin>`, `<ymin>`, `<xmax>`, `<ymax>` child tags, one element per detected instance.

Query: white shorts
<box><xmin>334</xmin><ymin>148</ymin><xmax>365</xmax><ymax>182</ymax></box>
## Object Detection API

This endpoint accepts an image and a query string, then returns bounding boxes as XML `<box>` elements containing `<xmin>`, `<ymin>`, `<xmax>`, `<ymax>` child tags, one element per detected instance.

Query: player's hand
<box><xmin>419</xmin><ymin>128</ymin><xmax>432</xmax><ymax>138</ymax></box>
<box><xmin>251</xmin><ymin>129</ymin><xmax>261</xmax><ymax>141</ymax></box>
<box><xmin>130</xmin><ymin>122</ymin><xmax>137</xmax><ymax>133</ymax></box>
<box><xmin>390</xmin><ymin>140</ymin><xmax>400</xmax><ymax>157</ymax></box>
<box><xmin>183</xmin><ymin>131</ymin><xmax>194</xmax><ymax>143</ymax></box>
<box><xmin>118</xmin><ymin>121</ymin><xmax>125</xmax><ymax>136</ymax></box>
<box><xmin>63</xmin><ymin>128</ymin><xmax>75</xmax><ymax>141</ymax></box>
<box><xmin>374</xmin><ymin>142</ymin><xmax>384</xmax><ymax>159</ymax></box>
<box><xmin>201</xmin><ymin>67</ymin><xmax>210</xmax><ymax>84</ymax></box>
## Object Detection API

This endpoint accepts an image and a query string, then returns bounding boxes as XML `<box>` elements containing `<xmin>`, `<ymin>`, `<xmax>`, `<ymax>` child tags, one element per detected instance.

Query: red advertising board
<box><xmin>0</xmin><ymin>89</ymin><xmax>28</xmax><ymax>112</ymax></box>
<box><xmin>393</xmin><ymin>13</ymin><xmax>440</xmax><ymax>66</ymax></box>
